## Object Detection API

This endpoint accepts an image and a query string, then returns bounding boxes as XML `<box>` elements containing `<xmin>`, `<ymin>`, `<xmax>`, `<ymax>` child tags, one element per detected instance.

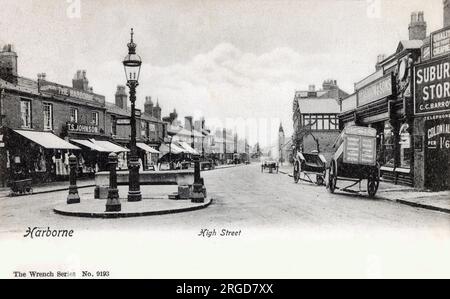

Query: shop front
<box><xmin>1</xmin><ymin>127</ymin><xmax>80</xmax><ymax>184</ymax></box>
<box><xmin>340</xmin><ymin>72</ymin><xmax>414</xmax><ymax>184</ymax></box>
<box><xmin>413</xmin><ymin>46</ymin><xmax>450</xmax><ymax>190</ymax></box>
<box><xmin>65</xmin><ymin>121</ymin><xmax>108</xmax><ymax>175</ymax></box>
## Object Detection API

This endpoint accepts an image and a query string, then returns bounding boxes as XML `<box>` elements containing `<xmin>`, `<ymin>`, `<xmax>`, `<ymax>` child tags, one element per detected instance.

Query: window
<box><xmin>329</xmin><ymin>115</ymin><xmax>339</xmax><ymax>130</ymax></box>
<box><xmin>310</xmin><ymin>114</ymin><xmax>318</xmax><ymax>130</ymax></box>
<box><xmin>399</xmin><ymin>123</ymin><xmax>411</xmax><ymax>168</ymax></box>
<box><xmin>317</xmin><ymin>115</ymin><xmax>324</xmax><ymax>130</ymax></box>
<box><xmin>20</xmin><ymin>99</ymin><xmax>31</xmax><ymax>128</ymax></box>
<box><xmin>92</xmin><ymin>112</ymin><xmax>99</xmax><ymax>126</ymax></box>
<box><xmin>70</xmin><ymin>107</ymin><xmax>78</xmax><ymax>123</ymax></box>
<box><xmin>383</xmin><ymin>122</ymin><xmax>395</xmax><ymax>166</ymax></box>
<box><xmin>303</xmin><ymin>115</ymin><xmax>311</xmax><ymax>127</ymax></box>
<box><xmin>43</xmin><ymin>103</ymin><xmax>53</xmax><ymax>131</ymax></box>
<box><xmin>324</xmin><ymin>117</ymin><xmax>330</xmax><ymax>130</ymax></box>
<box><xmin>111</xmin><ymin>116</ymin><xmax>117</xmax><ymax>135</ymax></box>
<box><xmin>141</xmin><ymin>121</ymin><xmax>147</xmax><ymax>138</ymax></box>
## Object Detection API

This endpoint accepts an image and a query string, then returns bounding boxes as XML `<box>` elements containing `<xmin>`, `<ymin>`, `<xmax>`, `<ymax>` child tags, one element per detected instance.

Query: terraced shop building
<box><xmin>339</xmin><ymin>9</ymin><xmax>450</xmax><ymax>191</ymax></box>
<box><xmin>0</xmin><ymin>45</ymin><xmax>111</xmax><ymax>186</ymax></box>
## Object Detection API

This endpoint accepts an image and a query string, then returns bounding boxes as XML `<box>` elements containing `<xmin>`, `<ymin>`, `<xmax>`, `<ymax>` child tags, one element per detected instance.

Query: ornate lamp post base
<box><xmin>127</xmin><ymin>158</ymin><xmax>142</xmax><ymax>202</ymax></box>
<box><xmin>67</xmin><ymin>154</ymin><xmax>80</xmax><ymax>204</ymax></box>
<box><xmin>127</xmin><ymin>192</ymin><xmax>142</xmax><ymax>202</ymax></box>
<box><xmin>106</xmin><ymin>153</ymin><xmax>121</xmax><ymax>212</ymax></box>
<box><xmin>67</xmin><ymin>191</ymin><xmax>81</xmax><ymax>204</ymax></box>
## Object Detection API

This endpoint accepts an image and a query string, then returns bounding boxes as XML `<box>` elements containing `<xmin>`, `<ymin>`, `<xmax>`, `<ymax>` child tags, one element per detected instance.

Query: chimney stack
<box><xmin>144</xmin><ymin>96</ymin><xmax>154</xmax><ymax>116</ymax></box>
<box><xmin>322</xmin><ymin>79</ymin><xmax>338</xmax><ymax>90</ymax></box>
<box><xmin>185</xmin><ymin>116</ymin><xmax>193</xmax><ymax>131</ymax></box>
<box><xmin>375</xmin><ymin>54</ymin><xmax>386</xmax><ymax>71</ymax></box>
<box><xmin>115</xmin><ymin>85</ymin><xmax>128</xmax><ymax>110</ymax></box>
<box><xmin>409</xmin><ymin>11</ymin><xmax>427</xmax><ymax>40</ymax></box>
<box><xmin>72</xmin><ymin>69</ymin><xmax>91</xmax><ymax>91</ymax></box>
<box><xmin>0</xmin><ymin>44</ymin><xmax>18</xmax><ymax>84</ymax></box>
<box><xmin>444</xmin><ymin>0</ymin><xmax>450</xmax><ymax>28</ymax></box>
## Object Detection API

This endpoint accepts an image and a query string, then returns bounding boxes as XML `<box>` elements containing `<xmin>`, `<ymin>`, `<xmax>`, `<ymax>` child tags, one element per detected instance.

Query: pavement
<box><xmin>0</xmin><ymin>164</ymin><xmax>243</xmax><ymax>199</ymax></box>
<box><xmin>278</xmin><ymin>164</ymin><xmax>450</xmax><ymax>214</ymax></box>
<box><xmin>0</xmin><ymin>178</ymin><xmax>96</xmax><ymax>199</ymax></box>
<box><xmin>54</xmin><ymin>197</ymin><xmax>212</xmax><ymax>218</ymax></box>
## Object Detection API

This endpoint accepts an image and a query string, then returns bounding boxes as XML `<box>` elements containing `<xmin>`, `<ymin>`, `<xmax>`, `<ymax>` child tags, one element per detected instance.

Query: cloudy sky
<box><xmin>0</xmin><ymin>0</ymin><xmax>444</xmax><ymax>146</ymax></box>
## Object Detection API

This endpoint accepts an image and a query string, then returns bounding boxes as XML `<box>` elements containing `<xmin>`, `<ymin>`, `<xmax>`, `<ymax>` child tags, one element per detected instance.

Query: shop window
<box><xmin>383</xmin><ymin>122</ymin><xmax>395</xmax><ymax>166</ymax></box>
<box><xmin>20</xmin><ymin>99</ymin><xmax>31</xmax><ymax>128</ymax></box>
<box><xmin>70</xmin><ymin>107</ymin><xmax>78</xmax><ymax>123</ymax></box>
<box><xmin>43</xmin><ymin>103</ymin><xmax>53</xmax><ymax>131</ymax></box>
<box><xmin>399</xmin><ymin>123</ymin><xmax>411</xmax><ymax>168</ymax></box>
<box><xmin>91</xmin><ymin>112</ymin><xmax>99</xmax><ymax>126</ymax></box>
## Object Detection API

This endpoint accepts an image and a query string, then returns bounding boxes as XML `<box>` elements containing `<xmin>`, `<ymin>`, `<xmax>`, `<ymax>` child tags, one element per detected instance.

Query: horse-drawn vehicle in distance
<box><xmin>261</xmin><ymin>160</ymin><xmax>279</xmax><ymax>173</ymax></box>
<box><xmin>327</xmin><ymin>126</ymin><xmax>380</xmax><ymax>198</ymax></box>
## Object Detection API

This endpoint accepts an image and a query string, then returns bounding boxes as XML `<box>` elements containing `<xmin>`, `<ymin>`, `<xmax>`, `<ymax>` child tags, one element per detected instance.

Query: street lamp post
<box><xmin>123</xmin><ymin>28</ymin><xmax>142</xmax><ymax>202</ymax></box>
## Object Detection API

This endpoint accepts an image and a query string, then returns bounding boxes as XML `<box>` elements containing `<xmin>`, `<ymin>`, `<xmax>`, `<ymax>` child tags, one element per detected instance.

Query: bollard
<box><xmin>67</xmin><ymin>154</ymin><xmax>80</xmax><ymax>204</ymax></box>
<box><xmin>106</xmin><ymin>153</ymin><xmax>121</xmax><ymax>212</ymax></box>
<box><xmin>190</xmin><ymin>155</ymin><xmax>205</xmax><ymax>203</ymax></box>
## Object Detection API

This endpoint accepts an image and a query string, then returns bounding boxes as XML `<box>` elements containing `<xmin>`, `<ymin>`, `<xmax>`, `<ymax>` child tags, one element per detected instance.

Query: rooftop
<box><xmin>295</xmin><ymin>98</ymin><xmax>341</xmax><ymax>114</ymax></box>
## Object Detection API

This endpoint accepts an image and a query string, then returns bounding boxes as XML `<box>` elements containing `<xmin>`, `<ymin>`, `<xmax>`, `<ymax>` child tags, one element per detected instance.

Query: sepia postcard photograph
<box><xmin>0</xmin><ymin>0</ymin><xmax>449</xmax><ymax>284</ymax></box>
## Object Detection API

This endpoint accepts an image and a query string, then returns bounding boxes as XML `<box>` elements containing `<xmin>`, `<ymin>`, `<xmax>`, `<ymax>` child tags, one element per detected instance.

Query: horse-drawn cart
<box><xmin>327</xmin><ymin>126</ymin><xmax>380</xmax><ymax>198</ymax></box>
<box><xmin>261</xmin><ymin>160</ymin><xmax>279</xmax><ymax>173</ymax></box>
<box><xmin>9</xmin><ymin>179</ymin><xmax>33</xmax><ymax>196</ymax></box>
<box><xmin>293</xmin><ymin>151</ymin><xmax>327</xmax><ymax>185</ymax></box>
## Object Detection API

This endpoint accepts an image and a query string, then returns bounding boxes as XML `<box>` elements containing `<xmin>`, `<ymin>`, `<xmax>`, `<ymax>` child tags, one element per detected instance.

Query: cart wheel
<box><xmin>367</xmin><ymin>173</ymin><xmax>380</xmax><ymax>198</ymax></box>
<box><xmin>316</xmin><ymin>175</ymin><xmax>324</xmax><ymax>186</ymax></box>
<box><xmin>328</xmin><ymin>161</ymin><xmax>337</xmax><ymax>194</ymax></box>
<box><xmin>293</xmin><ymin>162</ymin><xmax>300</xmax><ymax>183</ymax></box>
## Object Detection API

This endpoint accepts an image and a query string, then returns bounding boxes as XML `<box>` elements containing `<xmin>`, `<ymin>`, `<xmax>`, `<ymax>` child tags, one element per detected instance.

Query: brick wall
<box><xmin>1</xmin><ymin>90</ymin><xmax>106</xmax><ymax>137</ymax></box>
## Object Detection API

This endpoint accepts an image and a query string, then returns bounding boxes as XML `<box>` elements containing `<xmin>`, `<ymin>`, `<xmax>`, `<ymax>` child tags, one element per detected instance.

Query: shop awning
<box><xmin>90</xmin><ymin>139</ymin><xmax>130</xmax><ymax>152</ymax></box>
<box><xmin>136</xmin><ymin>143</ymin><xmax>160</xmax><ymax>154</ymax></box>
<box><xmin>14</xmin><ymin>130</ymin><xmax>80</xmax><ymax>150</ymax></box>
<box><xmin>70</xmin><ymin>139</ymin><xmax>110</xmax><ymax>152</ymax></box>
<box><xmin>159</xmin><ymin>142</ymin><xmax>184</xmax><ymax>155</ymax></box>
<box><xmin>178</xmin><ymin>141</ymin><xmax>200</xmax><ymax>155</ymax></box>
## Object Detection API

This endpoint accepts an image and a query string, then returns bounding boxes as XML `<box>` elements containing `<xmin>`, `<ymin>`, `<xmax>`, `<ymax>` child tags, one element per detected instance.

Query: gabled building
<box><xmin>292</xmin><ymin>80</ymin><xmax>348</xmax><ymax>163</ymax></box>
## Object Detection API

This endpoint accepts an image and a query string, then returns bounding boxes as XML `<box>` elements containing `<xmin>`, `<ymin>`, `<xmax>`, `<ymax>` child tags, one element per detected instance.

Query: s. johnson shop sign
<box><xmin>414</xmin><ymin>56</ymin><xmax>450</xmax><ymax>115</ymax></box>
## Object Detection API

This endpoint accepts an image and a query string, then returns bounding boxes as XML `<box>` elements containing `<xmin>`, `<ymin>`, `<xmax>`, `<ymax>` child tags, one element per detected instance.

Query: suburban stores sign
<box><xmin>357</xmin><ymin>73</ymin><xmax>394</xmax><ymax>107</ymax></box>
<box><xmin>414</xmin><ymin>56</ymin><xmax>450</xmax><ymax>115</ymax></box>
